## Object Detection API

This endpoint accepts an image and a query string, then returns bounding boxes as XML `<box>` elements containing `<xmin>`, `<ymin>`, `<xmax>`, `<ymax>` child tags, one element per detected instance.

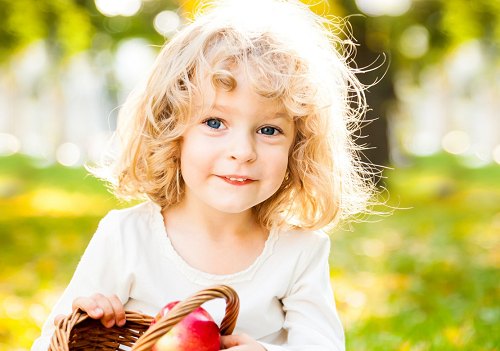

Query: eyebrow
<box><xmin>212</xmin><ymin>104</ymin><xmax>292</xmax><ymax>122</ymax></box>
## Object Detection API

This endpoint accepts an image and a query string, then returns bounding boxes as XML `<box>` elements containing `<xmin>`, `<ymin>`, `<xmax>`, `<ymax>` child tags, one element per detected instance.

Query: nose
<box><xmin>226</xmin><ymin>132</ymin><xmax>257</xmax><ymax>163</ymax></box>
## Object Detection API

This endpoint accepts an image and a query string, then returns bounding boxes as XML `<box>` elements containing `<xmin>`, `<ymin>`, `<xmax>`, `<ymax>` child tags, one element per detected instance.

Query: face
<box><xmin>178</xmin><ymin>68</ymin><xmax>295</xmax><ymax>215</ymax></box>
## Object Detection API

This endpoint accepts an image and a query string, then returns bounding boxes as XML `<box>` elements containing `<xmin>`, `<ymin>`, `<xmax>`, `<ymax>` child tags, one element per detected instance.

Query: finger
<box><xmin>53</xmin><ymin>314</ymin><xmax>66</xmax><ymax>326</ymax></box>
<box><xmin>72</xmin><ymin>296</ymin><xmax>104</xmax><ymax>319</ymax></box>
<box><xmin>221</xmin><ymin>335</ymin><xmax>243</xmax><ymax>348</ymax></box>
<box><xmin>105</xmin><ymin>293</ymin><xmax>126</xmax><ymax>327</ymax></box>
<box><xmin>73</xmin><ymin>294</ymin><xmax>114</xmax><ymax>328</ymax></box>
<box><xmin>221</xmin><ymin>334</ymin><xmax>261</xmax><ymax>351</ymax></box>
<box><xmin>90</xmin><ymin>293</ymin><xmax>116</xmax><ymax>328</ymax></box>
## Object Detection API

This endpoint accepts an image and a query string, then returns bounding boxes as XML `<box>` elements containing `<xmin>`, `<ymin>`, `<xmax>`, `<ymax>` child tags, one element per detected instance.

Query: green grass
<box><xmin>1</xmin><ymin>153</ymin><xmax>499</xmax><ymax>350</ymax></box>
<box><xmin>329</xmin><ymin>154</ymin><xmax>500</xmax><ymax>351</ymax></box>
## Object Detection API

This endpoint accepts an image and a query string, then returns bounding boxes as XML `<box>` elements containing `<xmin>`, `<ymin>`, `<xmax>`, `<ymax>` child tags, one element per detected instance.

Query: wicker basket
<box><xmin>49</xmin><ymin>285</ymin><xmax>240</xmax><ymax>351</ymax></box>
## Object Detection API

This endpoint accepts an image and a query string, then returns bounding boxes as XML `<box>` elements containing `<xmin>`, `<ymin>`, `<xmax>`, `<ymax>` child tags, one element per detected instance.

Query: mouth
<box><xmin>219</xmin><ymin>175</ymin><xmax>256</xmax><ymax>181</ymax></box>
<box><xmin>217</xmin><ymin>175</ymin><xmax>256</xmax><ymax>184</ymax></box>
<box><xmin>224</xmin><ymin>177</ymin><xmax>250</xmax><ymax>182</ymax></box>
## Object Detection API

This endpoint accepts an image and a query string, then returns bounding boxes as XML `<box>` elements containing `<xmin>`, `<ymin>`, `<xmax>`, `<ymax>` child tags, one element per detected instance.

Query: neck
<box><xmin>162</xmin><ymin>197</ymin><xmax>262</xmax><ymax>242</ymax></box>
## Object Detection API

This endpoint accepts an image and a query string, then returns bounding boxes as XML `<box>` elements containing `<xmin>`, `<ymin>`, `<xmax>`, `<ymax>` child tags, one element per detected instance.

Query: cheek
<box><xmin>265</xmin><ymin>149</ymin><xmax>290</xmax><ymax>185</ymax></box>
<box><xmin>180</xmin><ymin>129</ymin><xmax>212</xmax><ymax>159</ymax></box>
<box><xmin>179</xmin><ymin>136</ymin><xmax>210</xmax><ymax>179</ymax></box>
<box><xmin>180</xmin><ymin>148</ymin><xmax>209</xmax><ymax>180</ymax></box>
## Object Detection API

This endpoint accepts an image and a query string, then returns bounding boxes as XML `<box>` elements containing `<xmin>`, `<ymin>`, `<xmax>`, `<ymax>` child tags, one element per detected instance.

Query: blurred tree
<box><xmin>1</xmin><ymin>0</ymin><xmax>499</xmax><ymax>166</ymax></box>
<box><xmin>0</xmin><ymin>0</ymin><xmax>178</xmax><ymax>63</ymax></box>
<box><xmin>335</xmin><ymin>0</ymin><xmax>500</xmax><ymax>166</ymax></box>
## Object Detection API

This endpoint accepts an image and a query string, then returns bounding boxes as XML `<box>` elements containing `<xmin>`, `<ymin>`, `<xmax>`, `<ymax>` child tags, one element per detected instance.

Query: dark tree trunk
<box><xmin>341</xmin><ymin>4</ymin><xmax>393</xmax><ymax>167</ymax></box>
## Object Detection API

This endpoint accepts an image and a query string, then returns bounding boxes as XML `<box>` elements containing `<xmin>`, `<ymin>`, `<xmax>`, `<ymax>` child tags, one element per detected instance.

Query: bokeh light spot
<box><xmin>114</xmin><ymin>38</ymin><xmax>157</xmax><ymax>93</ymax></box>
<box><xmin>334</xmin><ymin>286</ymin><xmax>350</xmax><ymax>303</ymax></box>
<box><xmin>493</xmin><ymin>145</ymin><xmax>500</xmax><ymax>165</ymax></box>
<box><xmin>399</xmin><ymin>25</ymin><xmax>429</xmax><ymax>58</ymax></box>
<box><xmin>107</xmin><ymin>16</ymin><xmax>131</xmax><ymax>32</ymax></box>
<box><xmin>354</xmin><ymin>272</ymin><xmax>376</xmax><ymax>288</ymax></box>
<box><xmin>362</xmin><ymin>239</ymin><xmax>386</xmax><ymax>257</ymax></box>
<box><xmin>95</xmin><ymin>0</ymin><xmax>141</xmax><ymax>17</ymax></box>
<box><xmin>355</xmin><ymin>0</ymin><xmax>411</xmax><ymax>17</ymax></box>
<box><xmin>154</xmin><ymin>11</ymin><xmax>182</xmax><ymax>37</ymax></box>
<box><xmin>4</xmin><ymin>295</ymin><xmax>25</xmax><ymax>320</ymax></box>
<box><xmin>29</xmin><ymin>303</ymin><xmax>48</xmax><ymax>327</ymax></box>
<box><xmin>56</xmin><ymin>142</ymin><xmax>81</xmax><ymax>166</ymax></box>
<box><xmin>346</xmin><ymin>291</ymin><xmax>367</xmax><ymax>308</ymax></box>
<box><xmin>0</xmin><ymin>133</ymin><xmax>21</xmax><ymax>156</ymax></box>
<box><xmin>441</xmin><ymin>131</ymin><xmax>470</xmax><ymax>155</ymax></box>
<box><xmin>408</xmin><ymin>131</ymin><xmax>440</xmax><ymax>156</ymax></box>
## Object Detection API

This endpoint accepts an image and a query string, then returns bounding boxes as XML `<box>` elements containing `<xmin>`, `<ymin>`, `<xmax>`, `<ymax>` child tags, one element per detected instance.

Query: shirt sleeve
<box><xmin>31</xmin><ymin>210</ymin><xmax>128</xmax><ymax>351</ymax></box>
<box><xmin>258</xmin><ymin>233</ymin><xmax>345</xmax><ymax>351</ymax></box>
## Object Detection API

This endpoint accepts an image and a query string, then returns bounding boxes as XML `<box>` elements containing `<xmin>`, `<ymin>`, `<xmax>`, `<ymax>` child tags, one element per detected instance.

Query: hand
<box><xmin>53</xmin><ymin>293</ymin><xmax>126</xmax><ymax>328</ymax></box>
<box><xmin>220</xmin><ymin>334</ymin><xmax>267</xmax><ymax>351</ymax></box>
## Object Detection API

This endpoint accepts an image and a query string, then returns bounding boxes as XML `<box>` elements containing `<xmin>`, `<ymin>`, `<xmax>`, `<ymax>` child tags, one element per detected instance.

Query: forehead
<box><xmin>212</xmin><ymin>103</ymin><xmax>293</xmax><ymax>126</ymax></box>
<box><xmin>194</xmin><ymin>67</ymin><xmax>293</xmax><ymax>123</ymax></box>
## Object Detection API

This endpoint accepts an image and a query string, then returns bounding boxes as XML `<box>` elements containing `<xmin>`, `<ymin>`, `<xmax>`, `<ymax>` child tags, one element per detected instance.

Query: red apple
<box><xmin>150</xmin><ymin>301</ymin><xmax>221</xmax><ymax>351</ymax></box>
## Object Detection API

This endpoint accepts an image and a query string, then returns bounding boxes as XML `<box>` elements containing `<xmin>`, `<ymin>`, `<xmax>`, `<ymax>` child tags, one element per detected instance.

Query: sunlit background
<box><xmin>1</xmin><ymin>0</ymin><xmax>499</xmax><ymax>350</ymax></box>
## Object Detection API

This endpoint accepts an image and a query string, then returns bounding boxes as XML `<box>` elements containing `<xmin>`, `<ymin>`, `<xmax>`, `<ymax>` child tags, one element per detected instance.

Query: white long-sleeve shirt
<box><xmin>31</xmin><ymin>201</ymin><xmax>345</xmax><ymax>351</ymax></box>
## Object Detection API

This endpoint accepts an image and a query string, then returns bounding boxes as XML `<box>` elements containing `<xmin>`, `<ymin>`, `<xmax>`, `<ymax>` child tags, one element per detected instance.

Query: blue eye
<box><xmin>259</xmin><ymin>126</ymin><xmax>280</xmax><ymax>136</ymax></box>
<box><xmin>204</xmin><ymin>118</ymin><xmax>226</xmax><ymax>129</ymax></box>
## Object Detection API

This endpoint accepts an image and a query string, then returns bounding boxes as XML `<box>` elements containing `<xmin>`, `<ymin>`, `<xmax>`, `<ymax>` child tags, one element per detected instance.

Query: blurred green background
<box><xmin>1</xmin><ymin>0</ymin><xmax>500</xmax><ymax>350</ymax></box>
<box><xmin>2</xmin><ymin>154</ymin><xmax>499</xmax><ymax>350</ymax></box>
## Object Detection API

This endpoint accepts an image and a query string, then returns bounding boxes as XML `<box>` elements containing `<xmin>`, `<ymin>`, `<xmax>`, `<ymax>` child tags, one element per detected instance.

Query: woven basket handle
<box><xmin>131</xmin><ymin>284</ymin><xmax>240</xmax><ymax>351</ymax></box>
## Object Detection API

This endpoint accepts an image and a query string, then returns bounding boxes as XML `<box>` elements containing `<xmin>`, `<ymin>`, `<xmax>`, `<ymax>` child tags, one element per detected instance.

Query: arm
<box><xmin>31</xmin><ymin>211</ymin><xmax>128</xmax><ymax>351</ymax></box>
<box><xmin>259</xmin><ymin>233</ymin><xmax>345</xmax><ymax>351</ymax></box>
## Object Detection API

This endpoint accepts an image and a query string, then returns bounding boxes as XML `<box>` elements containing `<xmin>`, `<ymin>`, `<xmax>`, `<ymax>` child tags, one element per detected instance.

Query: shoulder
<box><xmin>93</xmin><ymin>201</ymin><xmax>161</xmax><ymax>247</ymax></box>
<box><xmin>274</xmin><ymin>227</ymin><xmax>331</xmax><ymax>273</ymax></box>
<box><xmin>90</xmin><ymin>201</ymin><xmax>162</xmax><ymax>255</ymax></box>
<box><xmin>277</xmin><ymin>226</ymin><xmax>331</xmax><ymax>255</ymax></box>
<box><xmin>277</xmin><ymin>228</ymin><xmax>332</xmax><ymax>296</ymax></box>
<box><xmin>99</xmin><ymin>201</ymin><xmax>159</xmax><ymax>230</ymax></box>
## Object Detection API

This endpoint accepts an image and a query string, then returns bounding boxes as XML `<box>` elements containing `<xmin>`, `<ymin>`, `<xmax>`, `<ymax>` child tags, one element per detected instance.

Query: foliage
<box><xmin>0</xmin><ymin>154</ymin><xmax>499</xmax><ymax>350</ymax></box>
<box><xmin>338</xmin><ymin>0</ymin><xmax>500</xmax><ymax>66</ymax></box>
<box><xmin>2</xmin><ymin>0</ymin><xmax>499</xmax><ymax>166</ymax></box>
<box><xmin>0</xmin><ymin>0</ymin><xmax>178</xmax><ymax>63</ymax></box>
<box><xmin>330</xmin><ymin>154</ymin><xmax>500</xmax><ymax>350</ymax></box>
<box><xmin>2</xmin><ymin>0</ymin><xmax>500</xmax><ymax>63</ymax></box>
<box><xmin>0</xmin><ymin>0</ymin><xmax>94</xmax><ymax>61</ymax></box>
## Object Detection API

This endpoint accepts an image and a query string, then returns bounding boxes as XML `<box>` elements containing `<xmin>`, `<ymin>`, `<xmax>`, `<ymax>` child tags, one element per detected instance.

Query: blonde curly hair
<box><xmin>90</xmin><ymin>0</ymin><xmax>379</xmax><ymax>232</ymax></box>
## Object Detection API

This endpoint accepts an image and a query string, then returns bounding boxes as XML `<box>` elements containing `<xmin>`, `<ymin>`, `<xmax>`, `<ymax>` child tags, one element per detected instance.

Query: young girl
<box><xmin>32</xmin><ymin>0</ymin><xmax>376</xmax><ymax>350</ymax></box>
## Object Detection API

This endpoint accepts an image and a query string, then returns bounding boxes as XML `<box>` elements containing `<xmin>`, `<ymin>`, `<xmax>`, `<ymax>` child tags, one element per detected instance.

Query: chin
<box><xmin>213</xmin><ymin>203</ymin><xmax>254</xmax><ymax>214</ymax></box>
<box><xmin>204</xmin><ymin>197</ymin><xmax>258</xmax><ymax>214</ymax></box>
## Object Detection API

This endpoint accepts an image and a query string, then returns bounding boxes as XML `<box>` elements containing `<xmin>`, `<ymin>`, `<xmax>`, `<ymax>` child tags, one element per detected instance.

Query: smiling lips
<box><xmin>217</xmin><ymin>175</ymin><xmax>256</xmax><ymax>185</ymax></box>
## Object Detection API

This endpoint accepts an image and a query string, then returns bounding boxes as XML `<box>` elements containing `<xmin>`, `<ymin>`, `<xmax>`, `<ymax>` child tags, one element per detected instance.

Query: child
<box><xmin>32</xmin><ymin>0</ymin><xmax>376</xmax><ymax>350</ymax></box>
